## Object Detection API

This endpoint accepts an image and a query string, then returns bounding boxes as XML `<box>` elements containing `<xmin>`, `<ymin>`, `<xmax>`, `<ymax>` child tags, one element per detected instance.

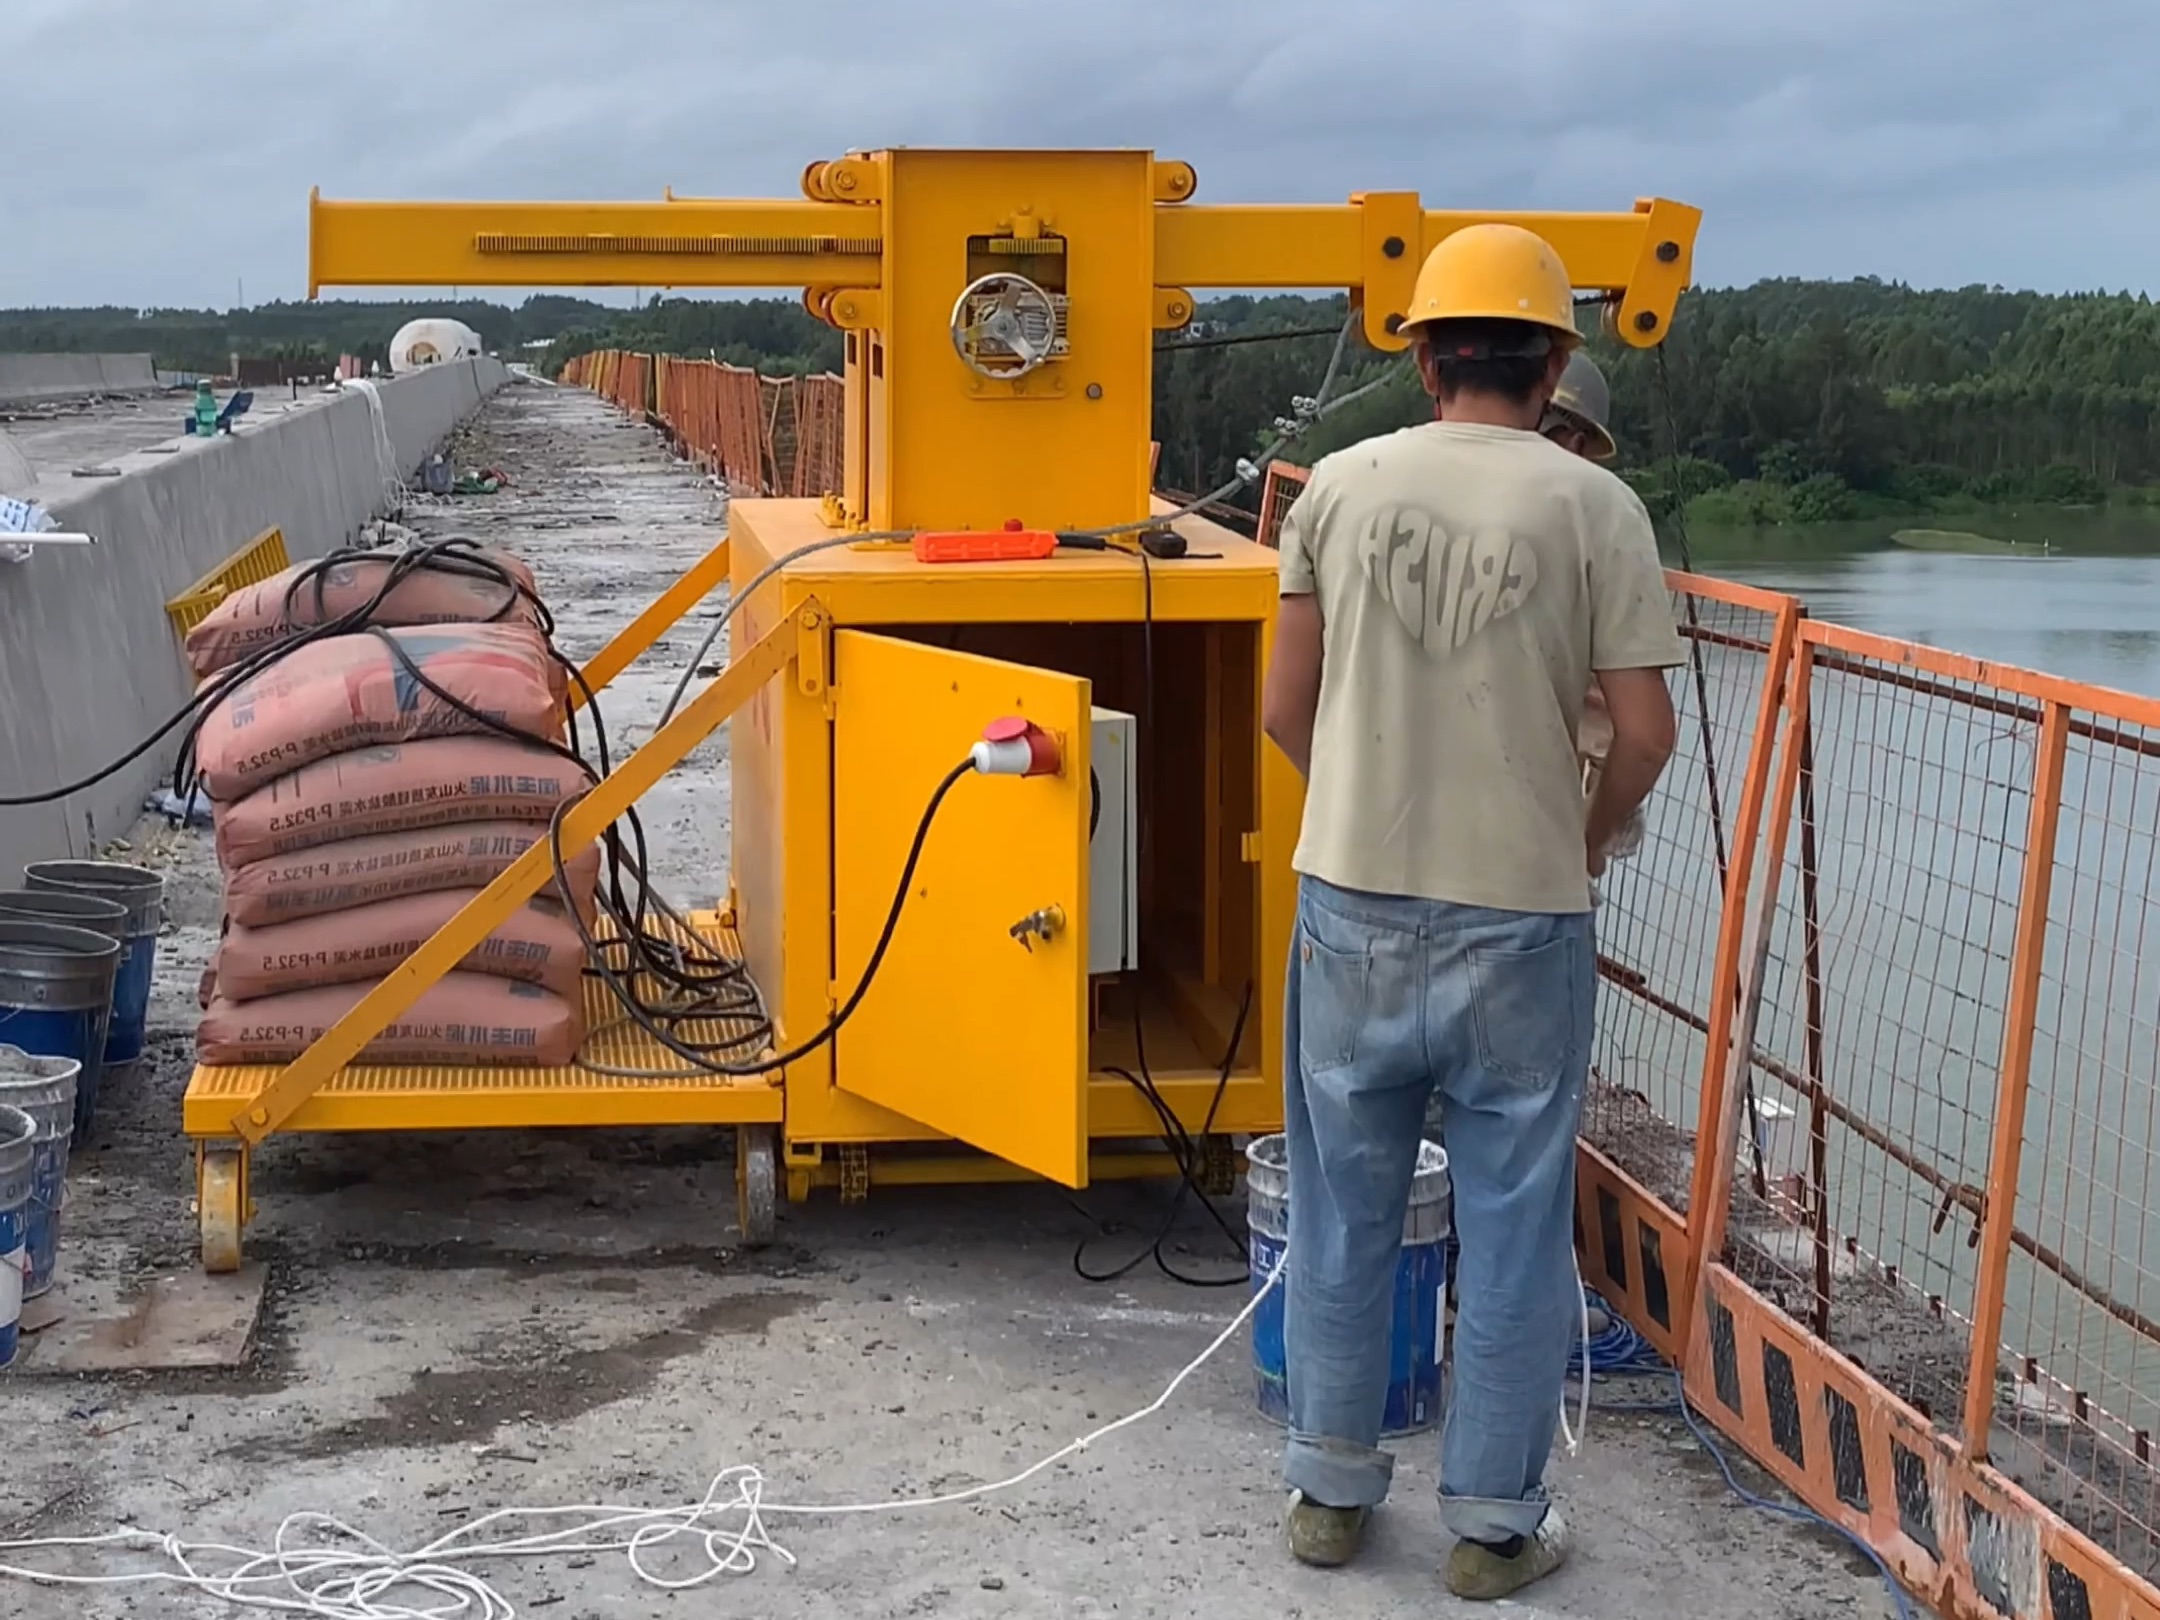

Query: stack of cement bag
<box><xmin>181</xmin><ymin>545</ymin><xmax>600</xmax><ymax>1069</ymax></box>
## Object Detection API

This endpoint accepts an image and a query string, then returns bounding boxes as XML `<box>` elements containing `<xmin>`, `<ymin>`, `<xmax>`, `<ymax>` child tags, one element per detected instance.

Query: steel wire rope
<box><xmin>1651</xmin><ymin>343</ymin><xmax>1773</xmax><ymax>1196</ymax></box>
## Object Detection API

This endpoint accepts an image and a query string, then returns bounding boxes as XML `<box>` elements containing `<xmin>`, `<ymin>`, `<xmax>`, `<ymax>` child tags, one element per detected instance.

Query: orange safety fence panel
<box><xmin>1254</xmin><ymin>461</ymin><xmax>1310</xmax><ymax>550</ymax></box>
<box><xmin>559</xmin><ymin>351</ymin><xmax>841</xmax><ymax>499</ymax></box>
<box><xmin>791</xmin><ymin>374</ymin><xmax>844</xmax><ymax>497</ymax></box>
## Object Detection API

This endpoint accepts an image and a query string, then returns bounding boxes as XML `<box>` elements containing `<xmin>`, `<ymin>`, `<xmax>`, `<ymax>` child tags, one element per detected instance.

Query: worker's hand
<box><xmin>1586</xmin><ymin>840</ymin><xmax>1609</xmax><ymax>881</ymax></box>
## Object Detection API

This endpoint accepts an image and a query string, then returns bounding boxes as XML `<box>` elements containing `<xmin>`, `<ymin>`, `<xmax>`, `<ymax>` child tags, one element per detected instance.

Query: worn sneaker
<box><xmin>1444</xmin><ymin>1505</ymin><xmax>1569</xmax><ymax>1599</ymax></box>
<box><xmin>1283</xmin><ymin>1490</ymin><xmax>1370</xmax><ymax>1568</ymax></box>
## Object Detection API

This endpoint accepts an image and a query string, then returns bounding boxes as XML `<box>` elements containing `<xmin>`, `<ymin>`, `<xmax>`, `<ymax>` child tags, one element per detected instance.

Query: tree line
<box><xmin>1152</xmin><ymin>279</ymin><xmax>2160</xmax><ymax>525</ymax></box>
<box><xmin>14</xmin><ymin>276</ymin><xmax>2160</xmax><ymax>525</ymax></box>
<box><xmin>0</xmin><ymin>295</ymin><xmax>840</xmax><ymax>381</ymax></box>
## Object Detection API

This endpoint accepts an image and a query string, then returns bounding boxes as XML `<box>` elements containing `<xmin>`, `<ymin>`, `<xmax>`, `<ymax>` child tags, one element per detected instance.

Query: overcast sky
<box><xmin>4</xmin><ymin>0</ymin><xmax>2155</xmax><ymax>309</ymax></box>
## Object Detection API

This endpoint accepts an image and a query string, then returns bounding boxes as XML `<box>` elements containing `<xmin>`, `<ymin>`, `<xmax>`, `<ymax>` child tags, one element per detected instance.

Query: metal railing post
<box><xmin>1961</xmin><ymin>698</ymin><xmax>2070</xmax><ymax>1457</ymax></box>
<box><xmin>1678</xmin><ymin>597</ymin><xmax>1802</xmax><ymax>1336</ymax></box>
<box><xmin>1691</xmin><ymin>636</ymin><xmax>1812</xmax><ymax>1281</ymax></box>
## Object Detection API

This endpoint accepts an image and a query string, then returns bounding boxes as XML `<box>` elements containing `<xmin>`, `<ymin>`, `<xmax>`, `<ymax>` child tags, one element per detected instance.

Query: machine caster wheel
<box><xmin>737</xmin><ymin>1125</ymin><xmax>778</xmax><ymax>1247</ymax></box>
<box><xmin>199</xmin><ymin>1147</ymin><xmax>249</xmax><ymax>1274</ymax></box>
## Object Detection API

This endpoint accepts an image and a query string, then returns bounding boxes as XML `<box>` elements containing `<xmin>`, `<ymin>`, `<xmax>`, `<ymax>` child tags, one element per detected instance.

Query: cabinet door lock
<box><xmin>1008</xmin><ymin>904</ymin><xmax>1066</xmax><ymax>952</ymax></box>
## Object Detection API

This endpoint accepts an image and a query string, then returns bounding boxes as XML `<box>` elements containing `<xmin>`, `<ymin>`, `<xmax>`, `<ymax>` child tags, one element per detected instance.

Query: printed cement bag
<box><xmin>196</xmin><ymin>974</ymin><xmax>582</xmax><ymax>1068</ymax></box>
<box><xmin>213</xmin><ymin>738</ymin><xmax>596</xmax><ymax>866</ymax></box>
<box><xmin>195</xmin><ymin>623</ymin><xmax>564</xmax><ymax>801</ymax></box>
<box><xmin>211</xmin><ymin>889</ymin><xmax>589</xmax><ymax>1003</ymax></box>
<box><xmin>185</xmin><ymin>546</ymin><xmax>543</xmax><ymax>677</ymax></box>
<box><xmin>222</xmin><ymin>821</ymin><xmax>602</xmax><ymax>927</ymax></box>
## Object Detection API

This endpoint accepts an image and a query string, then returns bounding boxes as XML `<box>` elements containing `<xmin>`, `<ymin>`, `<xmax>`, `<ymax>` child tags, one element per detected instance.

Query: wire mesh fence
<box><xmin>567</xmin><ymin>351</ymin><xmax>843</xmax><ymax>497</ymax></box>
<box><xmin>1584</xmin><ymin>582</ymin><xmax>1783</xmax><ymax>1216</ymax></box>
<box><xmin>1739</xmin><ymin>642</ymin><xmax>2023</xmax><ymax>1434</ymax></box>
<box><xmin>1254</xmin><ymin>461</ymin><xmax>1308</xmax><ymax>551</ymax></box>
<box><xmin>1994</xmin><ymin>701</ymin><xmax>2160</xmax><ymax>1575</ymax></box>
<box><xmin>1699</xmin><ymin>624</ymin><xmax>2160</xmax><ymax>1584</ymax></box>
<box><xmin>1562</xmin><ymin>584</ymin><xmax>2160</xmax><ymax>1589</ymax></box>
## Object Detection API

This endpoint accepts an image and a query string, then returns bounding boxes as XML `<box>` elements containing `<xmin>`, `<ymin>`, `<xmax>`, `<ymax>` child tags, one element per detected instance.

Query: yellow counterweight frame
<box><xmin>181</xmin><ymin>149</ymin><xmax>1700</xmax><ymax>1269</ymax></box>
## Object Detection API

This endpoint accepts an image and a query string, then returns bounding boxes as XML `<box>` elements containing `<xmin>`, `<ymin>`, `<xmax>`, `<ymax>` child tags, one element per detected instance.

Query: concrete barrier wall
<box><xmin>0</xmin><ymin>352</ymin><xmax>161</xmax><ymax>405</ymax></box>
<box><xmin>0</xmin><ymin>358</ymin><xmax>507</xmax><ymax>880</ymax></box>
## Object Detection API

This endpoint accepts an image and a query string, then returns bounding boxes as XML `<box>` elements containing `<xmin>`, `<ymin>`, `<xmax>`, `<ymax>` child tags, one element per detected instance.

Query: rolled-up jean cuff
<box><xmin>1284</xmin><ymin>1429</ymin><xmax>1395</xmax><ymax>1509</ymax></box>
<box><xmin>1439</xmin><ymin>1485</ymin><xmax>1551</xmax><ymax>1544</ymax></box>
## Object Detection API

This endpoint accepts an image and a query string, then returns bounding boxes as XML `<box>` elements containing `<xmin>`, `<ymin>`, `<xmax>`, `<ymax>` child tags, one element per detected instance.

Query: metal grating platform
<box><xmin>183</xmin><ymin>915</ymin><xmax>783</xmax><ymax>1136</ymax></box>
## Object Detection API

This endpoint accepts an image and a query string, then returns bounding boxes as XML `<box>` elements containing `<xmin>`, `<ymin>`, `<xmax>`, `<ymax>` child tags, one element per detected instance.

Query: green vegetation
<box><xmin>16</xmin><ymin>276</ymin><xmax>2160</xmax><ymax>532</ymax></box>
<box><xmin>1598</xmin><ymin>279</ymin><xmax>2160</xmax><ymax>527</ymax></box>
<box><xmin>1158</xmin><ymin>280</ymin><xmax>2160</xmax><ymax>527</ymax></box>
<box><xmin>0</xmin><ymin>295</ymin><xmax>838</xmax><ymax>380</ymax></box>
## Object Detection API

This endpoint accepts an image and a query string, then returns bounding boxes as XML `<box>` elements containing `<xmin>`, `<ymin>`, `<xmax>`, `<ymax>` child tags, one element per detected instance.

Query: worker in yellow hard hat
<box><xmin>1260</xmin><ymin>223</ymin><xmax>1683</xmax><ymax>1601</ymax></box>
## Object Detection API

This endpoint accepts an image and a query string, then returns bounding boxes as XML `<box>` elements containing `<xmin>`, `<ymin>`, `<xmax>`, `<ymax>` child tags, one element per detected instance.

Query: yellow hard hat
<box><xmin>1397</xmin><ymin>223</ymin><xmax>1580</xmax><ymax>347</ymax></box>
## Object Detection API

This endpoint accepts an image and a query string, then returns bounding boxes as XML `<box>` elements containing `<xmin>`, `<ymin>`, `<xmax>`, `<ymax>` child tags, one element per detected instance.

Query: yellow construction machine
<box><xmin>181</xmin><ymin>148</ymin><xmax>1699</xmax><ymax>1269</ymax></box>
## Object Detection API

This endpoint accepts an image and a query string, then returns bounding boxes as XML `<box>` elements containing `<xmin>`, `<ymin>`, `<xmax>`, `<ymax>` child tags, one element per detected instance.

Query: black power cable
<box><xmin>4</xmin><ymin>533</ymin><xmax>793</xmax><ymax>1064</ymax></box>
<box><xmin>1</xmin><ymin>537</ymin><xmax>546</xmax><ymax>811</ymax></box>
<box><xmin>551</xmin><ymin>759</ymin><xmax>976</xmax><ymax>1075</ymax></box>
<box><xmin>1073</xmin><ymin>979</ymin><xmax>1255</xmax><ymax>1288</ymax></box>
<box><xmin>1153</xmin><ymin>323</ymin><xmax>1347</xmax><ymax>353</ymax></box>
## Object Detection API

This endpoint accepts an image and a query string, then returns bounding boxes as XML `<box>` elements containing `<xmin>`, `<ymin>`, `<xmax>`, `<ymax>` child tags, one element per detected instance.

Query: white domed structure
<box><xmin>388</xmin><ymin>318</ymin><xmax>485</xmax><ymax>373</ymax></box>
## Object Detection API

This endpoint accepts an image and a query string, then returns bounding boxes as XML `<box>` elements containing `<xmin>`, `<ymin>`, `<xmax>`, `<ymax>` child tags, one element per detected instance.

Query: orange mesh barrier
<box><xmin>566</xmin><ymin>349</ymin><xmax>841</xmax><ymax>497</ymax></box>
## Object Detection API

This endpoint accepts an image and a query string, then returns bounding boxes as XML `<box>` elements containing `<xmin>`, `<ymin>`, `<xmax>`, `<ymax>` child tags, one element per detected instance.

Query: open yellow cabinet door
<box><xmin>830</xmin><ymin>631</ymin><xmax>1093</xmax><ymax>1186</ymax></box>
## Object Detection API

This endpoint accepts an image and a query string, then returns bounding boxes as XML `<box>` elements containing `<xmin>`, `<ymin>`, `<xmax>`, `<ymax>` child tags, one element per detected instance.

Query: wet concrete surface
<box><xmin>0</xmin><ymin>383</ymin><xmax>1903</xmax><ymax>1618</ymax></box>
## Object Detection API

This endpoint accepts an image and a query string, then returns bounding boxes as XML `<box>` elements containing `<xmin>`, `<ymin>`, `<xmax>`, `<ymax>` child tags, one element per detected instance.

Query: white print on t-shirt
<box><xmin>1355</xmin><ymin>504</ymin><xmax>1539</xmax><ymax>660</ymax></box>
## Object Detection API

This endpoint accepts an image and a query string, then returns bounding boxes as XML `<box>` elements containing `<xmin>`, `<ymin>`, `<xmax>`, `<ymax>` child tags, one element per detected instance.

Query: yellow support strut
<box><xmin>570</xmin><ymin>536</ymin><xmax>730</xmax><ymax>710</ymax></box>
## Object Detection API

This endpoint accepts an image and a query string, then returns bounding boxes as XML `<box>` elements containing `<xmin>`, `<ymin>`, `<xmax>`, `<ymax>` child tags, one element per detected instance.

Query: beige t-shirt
<box><xmin>1278</xmin><ymin>421</ymin><xmax>1684</xmax><ymax>914</ymax></box>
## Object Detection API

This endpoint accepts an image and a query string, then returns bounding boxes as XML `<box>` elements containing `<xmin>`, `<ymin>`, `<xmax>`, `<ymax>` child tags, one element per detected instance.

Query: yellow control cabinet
<box><xmin>726</xmin><ymin>499</ymin><xmax>1293</xmax><ymax>1202</ymax></box>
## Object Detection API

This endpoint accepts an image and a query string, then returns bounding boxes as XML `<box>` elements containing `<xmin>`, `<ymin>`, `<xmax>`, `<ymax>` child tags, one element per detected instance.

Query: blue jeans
<box><xmin>1281</xmin><ymin>875</ymin><xmax>1593</xmax><ymax>1543</ymax></box>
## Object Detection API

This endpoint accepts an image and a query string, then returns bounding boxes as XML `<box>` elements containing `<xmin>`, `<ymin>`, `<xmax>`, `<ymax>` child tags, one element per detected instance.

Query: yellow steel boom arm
<box><xmin>308</xmin><ymin>190</ymin><xmax>884</xmax><ymax>297</ymax></box>
<box><xmin>308</xmin><ymin>172</ymin><xmax>1700</xmax><ymax>350</ymax></box>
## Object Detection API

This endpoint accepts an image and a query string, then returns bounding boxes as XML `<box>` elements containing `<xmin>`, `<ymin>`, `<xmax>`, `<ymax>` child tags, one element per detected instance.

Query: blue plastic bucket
<box><xmin>22</xmin><ymin>861</ymin><xmax>162</xmax><ymax>1088</ymax></box>
<box><xmin>0</xmin><ymin>1103</ymin><xmax>37</xmax><ymax>1365</ymax></box>
<box><xmin>0</xmin><ymin>1048</ymin><xmax>77</xmax><ymax>1298</ymax></box>
<box><xmin>0</xmin><ymin>921</ymin><xmax>120</xmax><ymax>1147</ymax></box>
<box><xmin>1248</xmin><ymin>1133</ymin><xmax>1451</xmax><ymax>1438</ymax></box>
<box><xmin>0</xmin><ymin>891</ymin><xmax>126</xmax><ymax>1127</ymax></box>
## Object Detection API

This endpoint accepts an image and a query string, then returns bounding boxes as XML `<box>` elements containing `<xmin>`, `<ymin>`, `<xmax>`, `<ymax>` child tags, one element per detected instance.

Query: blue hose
<box><xmin>1568</xmin><ymin>1289</ymin><xmax>1916</xmax><ymax>1620</ymax></box>
<box><xmin>1567</xmin><ymin>1291</ymin><xmax>1670</xmax><ymax>1379</ymax></box>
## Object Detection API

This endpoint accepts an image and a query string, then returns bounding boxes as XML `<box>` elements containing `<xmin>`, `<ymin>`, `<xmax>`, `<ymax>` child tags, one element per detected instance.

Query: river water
<box><xmin>1684</xmin><ymin>511</ymin><xmax>2160</xmax><ymax>699</ymax></box>
<box><xmin>1612</xmin><ymin>512</ymin><xmax>2160</xmax><ymax>1479</ymax></box>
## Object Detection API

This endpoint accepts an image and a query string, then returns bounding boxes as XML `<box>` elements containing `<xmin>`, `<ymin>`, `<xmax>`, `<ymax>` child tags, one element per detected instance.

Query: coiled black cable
<box><xmin>549</xmin><ymin>759</ymin><xmax>976</xmax><ymax>1075</ymax></box>
<box><xmin>3</xmin><ymin>533</ymin><xmax>789</xmax><ymax>1061</ymax></box>
<box><xmin>1073</xmin><ymin>979</ymin><xmax>1255</xmax><ymax>1289</ymax></box>
<box><xmin>1</xmin><ymin>538</ymin><xmax>541</xmax><ymax>810</ymax></box>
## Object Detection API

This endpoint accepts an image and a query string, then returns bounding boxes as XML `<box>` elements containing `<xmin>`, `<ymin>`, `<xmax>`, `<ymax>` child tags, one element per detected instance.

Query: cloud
<box><xmin>1</xmin><ymin>0</ymin><xmax>2153</xmax><ymax>307</ymax></box>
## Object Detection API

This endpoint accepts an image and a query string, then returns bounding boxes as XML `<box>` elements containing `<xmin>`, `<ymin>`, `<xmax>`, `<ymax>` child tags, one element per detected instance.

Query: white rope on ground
<box><xmin>1558</xmin><ymin>1259</ymin><xmax>1595</xmax><ymax>1457</ymax></box>
<box><xmin>0</xmin><ymin>1254</ymin><xmax>1286</xmax><ymax>1617</ymax></box>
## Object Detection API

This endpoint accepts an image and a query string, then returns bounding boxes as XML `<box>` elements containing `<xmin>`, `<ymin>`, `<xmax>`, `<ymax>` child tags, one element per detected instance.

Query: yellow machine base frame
<box><xmin>181</xmin><ymin>915</ymin><xmax>783</xmax><ymax>1139</ymax></box>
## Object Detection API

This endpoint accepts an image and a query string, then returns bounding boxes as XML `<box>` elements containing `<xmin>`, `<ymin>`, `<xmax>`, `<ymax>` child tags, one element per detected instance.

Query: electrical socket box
<box><xmin>1089</xmin><ymin>706</ymin><xmax>1138</xmax><ymax>976</ymax></box>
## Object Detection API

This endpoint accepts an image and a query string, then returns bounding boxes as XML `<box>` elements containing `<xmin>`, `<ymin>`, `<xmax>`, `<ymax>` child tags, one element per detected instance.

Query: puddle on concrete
<box><xmin>232</xmin><ymin>1288</ymin><xmax>813</xmax><ymax>1461</ymax></box>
